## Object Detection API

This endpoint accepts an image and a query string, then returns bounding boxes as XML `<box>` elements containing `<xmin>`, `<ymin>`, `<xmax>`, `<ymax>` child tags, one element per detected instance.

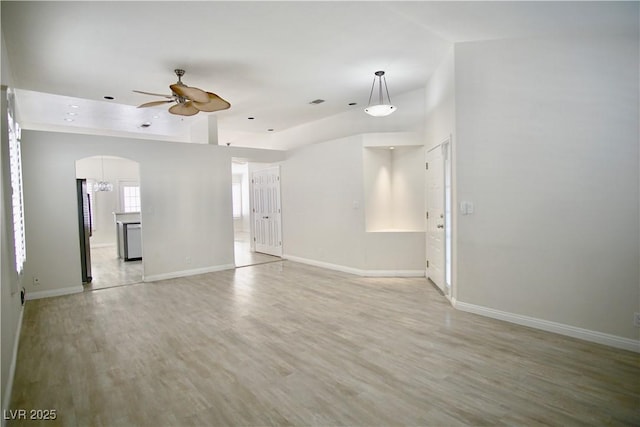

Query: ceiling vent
<box><xmin>309</xmin><ymin>99</ymin><xmax>325</xmax><ymax>105</ymax></box>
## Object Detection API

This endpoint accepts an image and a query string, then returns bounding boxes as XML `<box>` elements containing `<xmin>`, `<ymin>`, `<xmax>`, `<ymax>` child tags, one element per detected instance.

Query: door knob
<box><xmin>437</xmin><ymin>224</ymin><xmax>444</xmax><ymax>229</ymax></box>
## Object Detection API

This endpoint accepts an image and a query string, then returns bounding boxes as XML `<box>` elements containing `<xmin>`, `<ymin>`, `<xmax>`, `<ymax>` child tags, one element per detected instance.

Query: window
<box><xmin>232</xmin><ymin>182</ymin><xmax>242</xmax><ymax>218</ymax></box>
<box><xmin>87</xmin><ymin>179</ymin><xmax>96</xmax><ymax>232</ymax></box>
<box><xmin>122</xmin><ymin>184</ymin><xmax>141</xmax><ymax>213</ymax></box>
<box><xmin>8</xmin><ymin>90</ymin><xmax>26</xmax><ymax>274</ymax></box>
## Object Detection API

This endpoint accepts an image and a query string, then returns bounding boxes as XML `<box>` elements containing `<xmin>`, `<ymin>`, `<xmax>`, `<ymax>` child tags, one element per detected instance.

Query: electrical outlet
<box><xmin>185</xmin><ymin>256</ymin><xmax>192</xmax><ymax>265</ymax></box>
<box><xmin>634</xmin><ymin>312</ymin><xmax>640</xmax><ymax>327</ymax></box>
<box><xmin>33</xmin><ymin>277</ymin><xmax>40</xmax><ymax>286</ymax></box>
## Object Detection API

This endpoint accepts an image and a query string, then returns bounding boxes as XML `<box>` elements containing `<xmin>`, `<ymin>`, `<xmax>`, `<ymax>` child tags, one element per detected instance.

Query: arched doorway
<box><xmin>75</xmin><ymin>156</ymin><xmax>142</xmax><ymax>290</ymax></box>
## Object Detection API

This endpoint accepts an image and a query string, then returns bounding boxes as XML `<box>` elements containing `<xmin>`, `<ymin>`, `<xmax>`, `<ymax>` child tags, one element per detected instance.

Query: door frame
<box><xmin>425</xmin><ymin>136</ymin><xmax>453</xmax><ymax>299</ymax></box>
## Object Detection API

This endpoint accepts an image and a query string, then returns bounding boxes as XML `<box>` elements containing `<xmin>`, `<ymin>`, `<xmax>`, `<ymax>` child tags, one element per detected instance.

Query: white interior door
<box><xmin>426</xmin><ymin>145</ymin><xmax>445</xmax><ymax>292</ymax></box>
<box><xmin>252</xmin><ymin>166</ymin><xmax>282</xmax><ymax>257</ymax></box>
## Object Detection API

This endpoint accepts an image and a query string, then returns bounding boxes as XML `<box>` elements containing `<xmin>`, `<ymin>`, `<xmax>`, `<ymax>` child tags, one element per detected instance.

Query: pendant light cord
<box><xmin>367</xmin><ymin>78</ymin><xmax>376</xmax><ymax>106</ymax></box>
<box><xmin>367</xmin><ymin>73</ymin><xmax>393</xmax><ymax>107</ymax></box>
<box><xmin>383</xmin><ymin>75</ymin><xmax>392</xmax><ymax>104</ymax></box>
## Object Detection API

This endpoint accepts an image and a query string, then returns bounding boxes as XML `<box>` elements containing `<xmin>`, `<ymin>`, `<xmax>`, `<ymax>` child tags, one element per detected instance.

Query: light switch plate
<box><xmin>460</xmin><ymin>201</ymin><xmax>474</xmax><ymax>215</ymax></box>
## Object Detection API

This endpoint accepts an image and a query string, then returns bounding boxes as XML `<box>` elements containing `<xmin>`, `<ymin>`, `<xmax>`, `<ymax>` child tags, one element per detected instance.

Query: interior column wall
<box><xmin>281</xmin><ymin>135</ymin><xmax>367</xmax><ymax>270</ymax></box>
<box><xmin>20</xmin><ymin>130</ymin><xmax>237</xmax><ymax>295</ymax></box>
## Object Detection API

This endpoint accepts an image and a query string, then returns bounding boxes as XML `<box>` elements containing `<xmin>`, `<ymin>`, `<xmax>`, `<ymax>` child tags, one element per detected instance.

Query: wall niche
<box><xmin>363</xmin><ymin>133</ymin><xmax>424</xmax><ymax>232</ymax></box>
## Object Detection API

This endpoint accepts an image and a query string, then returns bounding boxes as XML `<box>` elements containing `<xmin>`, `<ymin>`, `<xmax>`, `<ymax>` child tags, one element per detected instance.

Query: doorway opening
<box><xmin>232</xmin><ymin>160</ymin><xmax>282</xmax><ymax>267</ymax></box>
<box><xmin>75</xmin><ymin>156</ymin><xmax>143</xmax><ymax>290</ymax></box>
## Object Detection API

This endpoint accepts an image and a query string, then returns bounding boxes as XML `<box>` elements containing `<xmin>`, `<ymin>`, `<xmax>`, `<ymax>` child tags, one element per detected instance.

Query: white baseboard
<box><xmin>89</xmin><ymin>243</ymin><xmax>115</xmax><ymax>249</ymax></box>
<box><xmin>2</xmin><ymin>304</ymin><xmax>24</xmax><ymax>424</ymax></box>
<box><xmin>283</xmin><ymin>255</ymin><xmax>424</xmax><ymax>278</ymax></box>
<box><xmin>143</xmin><ymin>264</ymin><xmax>236</xmax><ymax>282</ymax></box>
<box><xmin>453</xmin><ymin>300</ymin><xmax>640</xmax><ymax>353</ymax></box>
<box><xmin>362</xmin><ymin>269</ymin><xmax>425</xmax><ymax>277</ymax></box>
<box><xmin>25</xmin><ymin>285</ymin><xmax>84</xmax><ymax>300</ymax></box>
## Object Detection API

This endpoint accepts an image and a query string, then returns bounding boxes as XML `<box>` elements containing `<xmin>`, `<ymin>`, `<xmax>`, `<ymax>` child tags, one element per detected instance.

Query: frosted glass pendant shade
<box><xmin>365</xmin><ymin>104</ymin><xmax>396</xmax><ymax>117</ymax></box>
<box><xmin>364</xmin><ymin>70</ymin><xmax>397</xmax><ymax>117</ymax></box>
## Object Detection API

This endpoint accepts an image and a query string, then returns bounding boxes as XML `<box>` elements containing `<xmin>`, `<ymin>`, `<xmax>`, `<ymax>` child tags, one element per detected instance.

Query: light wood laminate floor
<box><xmin>9</xmin><ymin>261</ymin><xmax>640</xmax><ymax>426</ymax></box>
<box><xmin>85</xmin><ymin>246</ymin><xmax>142</xmax><ymax>291</ymax></box>
<box><xmin>234</xmin><ymin>232</ymin><xmax>281</xmax><ymax>267</ymax></box>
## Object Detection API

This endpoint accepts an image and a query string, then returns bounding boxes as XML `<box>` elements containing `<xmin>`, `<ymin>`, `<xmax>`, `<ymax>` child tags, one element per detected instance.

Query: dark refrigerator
<box><xmin>76</xmin><ymin>179</ymin><xmax>93</xmax><ymax>283</ymax></box>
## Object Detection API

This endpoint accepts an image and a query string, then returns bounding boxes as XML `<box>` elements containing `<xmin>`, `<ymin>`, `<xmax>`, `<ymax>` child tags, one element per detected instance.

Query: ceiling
<box><xmin>2</xmin><ymin>1</ymin><xmax>637</xmax><ymax>150</ymax></box>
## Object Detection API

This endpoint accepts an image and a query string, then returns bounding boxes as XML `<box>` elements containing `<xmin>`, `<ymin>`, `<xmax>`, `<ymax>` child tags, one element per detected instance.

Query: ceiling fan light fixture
<box><xmin>134</xmin><ymin>69</ymin><xmax>231</xmax><ymax>116</ymax></box>
<box><xmin>365</xmin><ymin>70</ymin><xmax>397</xmax><ymax>117</ymax></box>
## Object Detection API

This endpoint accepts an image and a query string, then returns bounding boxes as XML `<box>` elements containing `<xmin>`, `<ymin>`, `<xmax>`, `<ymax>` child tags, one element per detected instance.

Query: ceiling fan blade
<box><xmin>133</xmin><ymin>90</ymin><xmax>173</xmax><ymax>98</ymax></box>
<box><xmin>192</xmin><ymin>92</ymin><xmax>231</xmax><ymax>112</ymax></box>
<box><xmin>168</xmin><ymin>101</ymin><xmax>199</xmax><ymax>116</ymax></box>
<box><xmin>137</xmin><ymin>100</ymin><xmax>174</xmax><ymax>108</ymax></box>
<box><xmin>170</xmin><ymin>84</ymin><xmax>210</xmax><ymax>103</ymax></box>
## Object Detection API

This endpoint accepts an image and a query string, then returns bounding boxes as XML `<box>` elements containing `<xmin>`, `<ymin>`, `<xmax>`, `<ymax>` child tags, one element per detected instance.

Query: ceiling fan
<box><xmin>134</xmin><ymin>69</ymin><xmax>230</xmax><ymax>116</ymax></box>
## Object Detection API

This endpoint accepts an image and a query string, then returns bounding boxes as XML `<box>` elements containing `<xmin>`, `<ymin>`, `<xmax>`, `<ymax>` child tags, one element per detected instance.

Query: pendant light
<box><xmin>93</xmin><ymin>157</ymin><xmax>113</xmax><ymax>192</ymax></box>
<box><xmin>364</xmin><ymin>71</ymin><xmax>396</xmax><ymax>117</ymax></box>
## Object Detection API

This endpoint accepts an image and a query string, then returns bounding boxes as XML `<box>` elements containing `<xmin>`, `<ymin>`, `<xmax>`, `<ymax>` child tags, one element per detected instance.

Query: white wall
<box><xmin>282</xmin><ymin>135</ymin><xmax>367</xmax><ymax>269</ymax></box>
<box><xmin>76</xmin><ymin>156</ymin><xmax>140</xmax><ymax>247</ymax></box>
<box><xmin>1</xmin><ymin>88</ymin><xmax>23</xmax><ymax>419</ymax></box>
<box><xmin>425</xmin><ymin>47</ymin><xmax>455</xmax><ymax>152</ymax></box>
<box><xmin>454</xmin><ymin>33</ymin><xmax>639</xmax><ymax>342</ymax></box>
<box><xmin>1</xmin><ymin>32</ymin><xmax>24</xmax><ymax>415</ymax></box>
<box><xmin>281</xmin><ymin>134</ymin><xmax>425</xmax><ymax>274</ymax></box>
<box><xmin>424</xmin><ymin>46</ymin><xmax>457</xmax><ymax>298</ymax></box>
<box><xmin>20</xmin><ymin>130</ymin><xmax>242</xmax><ymax>296</ymax></box>
<box><xmin>363</xmin><ymin>147</ymin><xmax>393</xmax><ymax>231</ymax></box>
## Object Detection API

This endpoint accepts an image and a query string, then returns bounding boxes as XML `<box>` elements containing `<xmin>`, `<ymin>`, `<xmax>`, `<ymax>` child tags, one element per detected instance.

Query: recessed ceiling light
<box><xmin>152</xmin><ymin>115</ymin><xmax>160</xmax><ymax>119</ymax></box>
<box><xmin>309</xmin><ymin>99</ymin><xmax>325</xmax><ymax>105</ymax></box>
<box><xmin>348</xmin><ymin>102</ymin><xmax>357</xmax><ymax>106</ymax></box>
<box><xmin>67</xmin><ymin>112</ymin><xmax>77</xmax><ymax>116</ymax></box>
<box><xmin>267</xmin><ymin>129</ymin><xmax>274</xmax><ymax>132</ymax></box>
<box><xmin>389</xmin><ymin>146</ymin><xmax>395</xmax><ymax>150</ymax></box>
<box><xmin>69</xmin><ymin>104</ymin><xmax>79</xmax><ymax>109</ymax></box>
<box><xmin>64</xmin><ymin>118</ymin><xmax>74</xmax><ymax>122</ymax></box>
<box><xmin>140</xmin><ymin>122</ymin><xmax>152</xmax><ymax>128</ymax></box>
<box><xmin>248</xmin><ymin>117</ymin><xmax>255</xmax><ymax>120</ymax></box>
<box><xmin>103</xmin><ymin>96</ymin><xmax>114</xmax><ymax>100</ymax></box>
